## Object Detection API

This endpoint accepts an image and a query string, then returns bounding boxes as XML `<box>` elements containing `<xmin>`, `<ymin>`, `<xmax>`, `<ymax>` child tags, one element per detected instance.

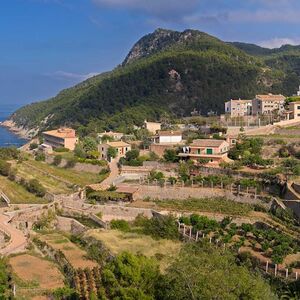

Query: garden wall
<box><xmin>134</xmin><ymin>185</ymin><xmax>263</xmax><ymax>205</ymax></box>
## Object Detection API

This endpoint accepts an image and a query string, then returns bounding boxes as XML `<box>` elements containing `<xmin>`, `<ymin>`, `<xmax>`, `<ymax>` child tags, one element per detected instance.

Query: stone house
<box><xmin>98</xmin><ymin>141</ymin><xmax>131</xmax><ymax>160</ymax></box>
<box><xmin>178</xmin><ymin>139</ymin><xmax>230</xmax><ymax>164</ymax></box>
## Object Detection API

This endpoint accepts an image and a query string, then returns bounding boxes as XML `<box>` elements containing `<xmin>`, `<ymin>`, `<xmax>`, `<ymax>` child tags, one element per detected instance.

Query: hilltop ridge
<box><xmin>6</xmin><ymin>28</ymin><xmax>300</xmax><ymax>137</ymax></box>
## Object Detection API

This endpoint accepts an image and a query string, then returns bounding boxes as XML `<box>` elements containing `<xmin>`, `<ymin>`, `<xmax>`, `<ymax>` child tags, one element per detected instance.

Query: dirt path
<box><xmin>0</xmin><ymin>214</ymin><xmax>27</xmax><ymax>255</ymax></box>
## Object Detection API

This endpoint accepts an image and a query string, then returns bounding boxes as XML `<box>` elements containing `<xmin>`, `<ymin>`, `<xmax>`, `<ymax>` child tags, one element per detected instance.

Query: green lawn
<box><xmin>0</xmin><ymin>176</ymin><xmax>47</xmax><ymax>204</ymax></box>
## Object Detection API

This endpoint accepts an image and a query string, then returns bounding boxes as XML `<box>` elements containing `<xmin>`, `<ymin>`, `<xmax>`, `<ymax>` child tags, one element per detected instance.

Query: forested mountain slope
<box><xmin>9</xmin><ymin>29</ymin><xmax>300</xmax><ymax>135</ymax></box>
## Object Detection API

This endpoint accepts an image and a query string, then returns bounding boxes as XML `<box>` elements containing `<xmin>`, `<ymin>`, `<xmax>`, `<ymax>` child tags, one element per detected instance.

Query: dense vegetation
<box><xmin>10</xmin><ymin>29</ymin><xmax>300</xmax><ymax>136</ymax></box>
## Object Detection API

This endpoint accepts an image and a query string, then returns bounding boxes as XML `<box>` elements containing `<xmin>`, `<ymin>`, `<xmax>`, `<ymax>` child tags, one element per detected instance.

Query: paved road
<box><xmin>89</xmin><ymin>159</ymin><xmax>120</xmax><ymax>190</ymax></box>
<box><xmin>0</xmin><ymin>214</ymin><xmax>27</xmax><ymax>255</ymax></box>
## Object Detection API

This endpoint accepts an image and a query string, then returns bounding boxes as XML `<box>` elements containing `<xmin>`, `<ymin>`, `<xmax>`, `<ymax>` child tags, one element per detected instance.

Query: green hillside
<box><xmin>10</xmin><ymin>29</ymin><xmax>300</xmax><ymax>136</ymax></box>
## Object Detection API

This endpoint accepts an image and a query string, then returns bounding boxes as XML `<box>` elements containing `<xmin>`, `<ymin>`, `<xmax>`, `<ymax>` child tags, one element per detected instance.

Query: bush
<box><xmin>35</xmin><ymin>152</ymin><xmax>45</xmax><ymax>162</ymax></box>
<box><xmin>99</xmin><ymin>168</ymin><xmax>109</xmax><ymax>175</ymax></box>
<box><xmin>8</xmin><ymin>168</ymin><xmax>17</xmax><ymax>181</ymax></box>
<box><xmin>142</xmin><ymin>215</ymin><xmax>179</xmax><ymax>240</ymax></box>
<box><xmin>26</xmin><ymin>179</ymin><xmax>46</xmax><ymax>197</ymax></box>
<box><xmin>163</xmin><ymin>149</ymin><xmax>179</xmax><ymax>163</ymax></box>
<box><xmin>65</xmin><ymin>158</ymin><xmax>76</xmax><ymax>168</ymax></box>
<box><xmin>29</xmin><ymin>143</ymin><xmax>38</xmax><ymax>150</ymax></box>
<box><xmin>54</xmin><ymin>147</ymin><xmax>69</xmax><ymax>152</ymax></box>
<box><xmin>149</xmin><ymin>170</ymin><xmax>164</xmax><ymax>181</ymax></box>
<box><xmin>0</xmin><ymin>160</ymin><xmax>11</xmax><ymax>177</ymax></box>
<box><xmin>107</xmin><ymin>146</ymin><xmax>118</xmax><ymax>160</ymax></box>
<box><xmin>53</xmin><ymin>155</ymin><xmax>62</xmax><ymax>166</ymax></box>
<box><xmin>0</xmin><ymin>147</ymin><xmax>19</xmax><ymax>160</ymax></box>
<box><xmin>110</xmin><ymin>219</ymin><xmax>130</xmax><ymax>232</ymax></box>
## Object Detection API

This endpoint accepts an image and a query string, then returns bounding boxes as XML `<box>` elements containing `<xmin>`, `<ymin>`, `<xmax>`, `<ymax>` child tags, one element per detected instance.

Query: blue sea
<box><xmin>0</xmin><ymin>104</ymin><xmax>27</xmax><ymax>148</ymax></box>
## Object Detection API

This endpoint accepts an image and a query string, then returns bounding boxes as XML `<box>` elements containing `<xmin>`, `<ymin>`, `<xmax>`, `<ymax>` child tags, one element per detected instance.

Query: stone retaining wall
<box><xmin>62</xmin><ymin>200</ymin><xmax>154</xmax><ymax>222</ymax></box>
<box><xmin>56</xmin><ymin>216</ymin><xmax>86</xmax><ymax>235</ymax></box>
<box><xmin>46</xmin><ymin>156</ymin><xmax>105</xmax><ymax>174</ymax></box>
<box><xmin>134</xmin><ymin>185</ymin><xmax>263</xmax><ymax>205</ymax></box>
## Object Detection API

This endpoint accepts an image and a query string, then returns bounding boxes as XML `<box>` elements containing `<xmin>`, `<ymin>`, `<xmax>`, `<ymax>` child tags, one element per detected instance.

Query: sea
<box><xmin>0</xmin><ymin>104</ymin><xmax>27</xmax><ymax>148</ymax></box>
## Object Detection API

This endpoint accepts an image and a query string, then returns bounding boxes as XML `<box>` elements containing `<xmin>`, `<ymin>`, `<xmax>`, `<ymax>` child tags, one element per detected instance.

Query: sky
<box><xmin>1</xmin><ymin>0</ymin><xmax>300</xmax><ymax>107</ymax></box>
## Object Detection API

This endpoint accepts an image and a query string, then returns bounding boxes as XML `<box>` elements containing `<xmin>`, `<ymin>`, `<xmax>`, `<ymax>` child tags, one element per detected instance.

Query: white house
<box><xmin>153</xmin><ymin>131</ymin><xmax>182</xmax><ymax>144</ymax></box>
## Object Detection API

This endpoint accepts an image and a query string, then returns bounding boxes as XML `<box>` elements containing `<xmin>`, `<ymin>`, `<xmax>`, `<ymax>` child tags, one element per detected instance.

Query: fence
<box><xmin>178</xmin><ymin>223</ymin><xmax>300</xmax><ymax>281</ymax></box>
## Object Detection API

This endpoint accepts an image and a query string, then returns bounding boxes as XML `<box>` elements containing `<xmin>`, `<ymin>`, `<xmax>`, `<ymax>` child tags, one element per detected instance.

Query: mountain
<box><xmin>7</xmin><ymin>29</ymin><xmax>300</xmax><ymax>137</ymax></box>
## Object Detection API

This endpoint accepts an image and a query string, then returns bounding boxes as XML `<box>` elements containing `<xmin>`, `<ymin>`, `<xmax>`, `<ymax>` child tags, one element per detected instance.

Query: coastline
<box><xmin>0</xmin><ymin>119</ymin><xmax>32</xmax><ymax>140</ymax></box>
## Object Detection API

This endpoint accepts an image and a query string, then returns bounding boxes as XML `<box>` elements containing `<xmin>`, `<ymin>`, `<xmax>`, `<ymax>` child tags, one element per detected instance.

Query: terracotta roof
<box><xmin>158</xmin><ymin>130</ymin><xmax>182</xmax><ymax>136</ymax></box>
<box><xmin>256</xmin><ymin>94</ymin><xmax>285</xmax><ymax>102</ymax></box>
<box><xmin>116</xmin><ymin>186</ymin><xmax>139</xmax><ymax>194</ymax></box>
<box><xmin>190</xmin><ymin>139</ymin><xmax>227</xmax><ymax>148</ymax></box>
<box><xmin>43</xmin><ymin>128</ymin><xmax>76</xmax><ymax>139</ymax></box>
<box><xmin>107</xmin><ymin>141</ymin><xmax>130</xmax><ymax>148</ymax></box>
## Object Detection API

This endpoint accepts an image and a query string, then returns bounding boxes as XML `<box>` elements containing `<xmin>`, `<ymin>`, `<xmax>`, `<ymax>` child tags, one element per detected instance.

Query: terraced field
<box><xmin>39</xmin><ymin>233</ymin><xmax>98</xmax><ymax>269</ymax></box>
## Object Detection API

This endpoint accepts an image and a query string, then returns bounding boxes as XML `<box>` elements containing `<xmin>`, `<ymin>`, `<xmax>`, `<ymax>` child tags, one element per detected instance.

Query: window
<box><xmin>206</xmin><ymin>148</ymin><xmax>213</xmax><ymax>155</ymax></box>
<box><xmin>297</xmin><ymin>106</ymin><xmax>300</xmax><ymax>110</ymax></box>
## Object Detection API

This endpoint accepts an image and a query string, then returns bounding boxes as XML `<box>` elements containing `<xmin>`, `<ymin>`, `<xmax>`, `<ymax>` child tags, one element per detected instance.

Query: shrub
<box><xmin>29</xmin><ymin>143</ymin><xmax>38</xmax><ymax>150</ymax></box>
<box><xmin>74</xmin><ymin>144</ymin><xmax>87</xmax><ymax>158</ymax></box>
<box><xmin>99</xmin><ymin>168</ymin><xmax>109</xmax><ymax>175</ymax></box>
<box><xmin>35</xmin><ymin>152</ymin><xmax>45</xmax><ymax>162</ymax></box>
<box><xmin>110</xmin><ymin>219</ymin><xmax>130</xmax><ymax>232</ymax></box>
<box><xmin>107</xmin><ymin>146</ymin><xmax>118</xmax><ymax>160</ymax></box>
<box><xmin>53</xmin><ymin>155</ymin><xmax>62</xmax><ymax>166</ymax></box>
<box><xmin>149</xmin><ymin>170</ymin><xmax>164</xmax><ymax>181</ymax></box>
<box><xmin>54</xmin><ymin>147</ymin><xmax>69</xmax><ymax>152</ymax></box>
<box><xmin>8</xmin><ymin>168</ymin><xmax>17</xmax><ymax>181</ymax></box>
<box><xmin>26</xmin><ymin>179</ymin><xmax>46</xmax><ymax>197</ymax></box>
<box><xmin>65</xmin><ymin>158</ymin><xmax>76</xmax><ymax>168</ymax></box>
<box><xmin>0</xmin><ymin>147</ymin><xmax>19</xmax><ymax>160</ymax></box>
<box><xmin>0</xmin><ymin>160</ymin><xmax>11</xmax><ymax>176</ymax></box>
<box><xmin>163</xmin><ymin>149</ymin><xmax>179</xmax><ymax>163</ymax></box>
<box><xmin>142</xmin><ymin>215</ymin><xmax>179</xmax><ymax>240</ymax></box>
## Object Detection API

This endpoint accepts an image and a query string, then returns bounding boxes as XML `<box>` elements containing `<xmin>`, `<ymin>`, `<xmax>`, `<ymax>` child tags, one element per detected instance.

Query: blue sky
<box><xmin>1</xmin><ymin>0</ymin><xmax>300</xmax><ymax>107</ymax></box>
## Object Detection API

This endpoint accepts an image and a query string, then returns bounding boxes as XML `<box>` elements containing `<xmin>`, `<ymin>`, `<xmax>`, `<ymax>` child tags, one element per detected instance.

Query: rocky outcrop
<box><xmin>0</xmin><ymin>119</ymin><xmax>38</xmax><ymax>139</ymax></box>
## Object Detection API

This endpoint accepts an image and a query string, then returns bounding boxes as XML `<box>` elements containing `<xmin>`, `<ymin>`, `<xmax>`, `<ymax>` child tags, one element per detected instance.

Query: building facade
<box><xmin>152</xmin><ymin>131</ymin><xmax>182</xmax><ymax>144</ymax></box>
<box><xmin>42</xmin><ymin>128</ymin><xmax>78</xmax><ymax>151</ymax></box>
<box><xmin>178</xmin><ymin>139</ymin><xmax>230</xmax><ymax>164</ymax></box>
<box><xmin>225</xmin><ymin>99</ymin><xmax>252</xmax><ymax>117</ymax></box>
<box><xmin>98</xmin><ymin>141</ymin><xmax>131</xmax><ymax>160</ymax></box>
<box><xmin>288</xmin><ymin>102</ymin><xmax>300</xmax><ymax>119</ymax></box>
<box><xmin>252</xmin><ymin>94</ymin><xmax>286</xmax><ymax>116</ymax></box>
<box><xmin>144</xmin><ymin>120</ymin><xmax>162</xmax><ymax>134</ymax></box>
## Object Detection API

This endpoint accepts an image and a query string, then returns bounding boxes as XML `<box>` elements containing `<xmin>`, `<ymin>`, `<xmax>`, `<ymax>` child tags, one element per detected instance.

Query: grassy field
<box><xmin>0</xmin><ymin>176</ymin><xmax>47</xmax><ymax>204</ymax></box>
<box><xmin>86</xmin><ymin>229</ymin><xmax>181</xmax><ymax>271</ymax></box>
<box><xmin>15</xmin><ymin>159</ymin><xmax>107</xmax><ymax>194</ymax></box>
<box><xmin>16</xmin><ymin>162</ymin><xmax>73</xmax><ymax>194</ymax></box>
<box><xmin>10</xmin><ymin>253</ymin><xmax>64</xmax><ymax>299</ymax></box>
<box><xmin>39</xmin><ymin>233</ymin><xmax>98</xmax><ymax>269</ymax></box>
